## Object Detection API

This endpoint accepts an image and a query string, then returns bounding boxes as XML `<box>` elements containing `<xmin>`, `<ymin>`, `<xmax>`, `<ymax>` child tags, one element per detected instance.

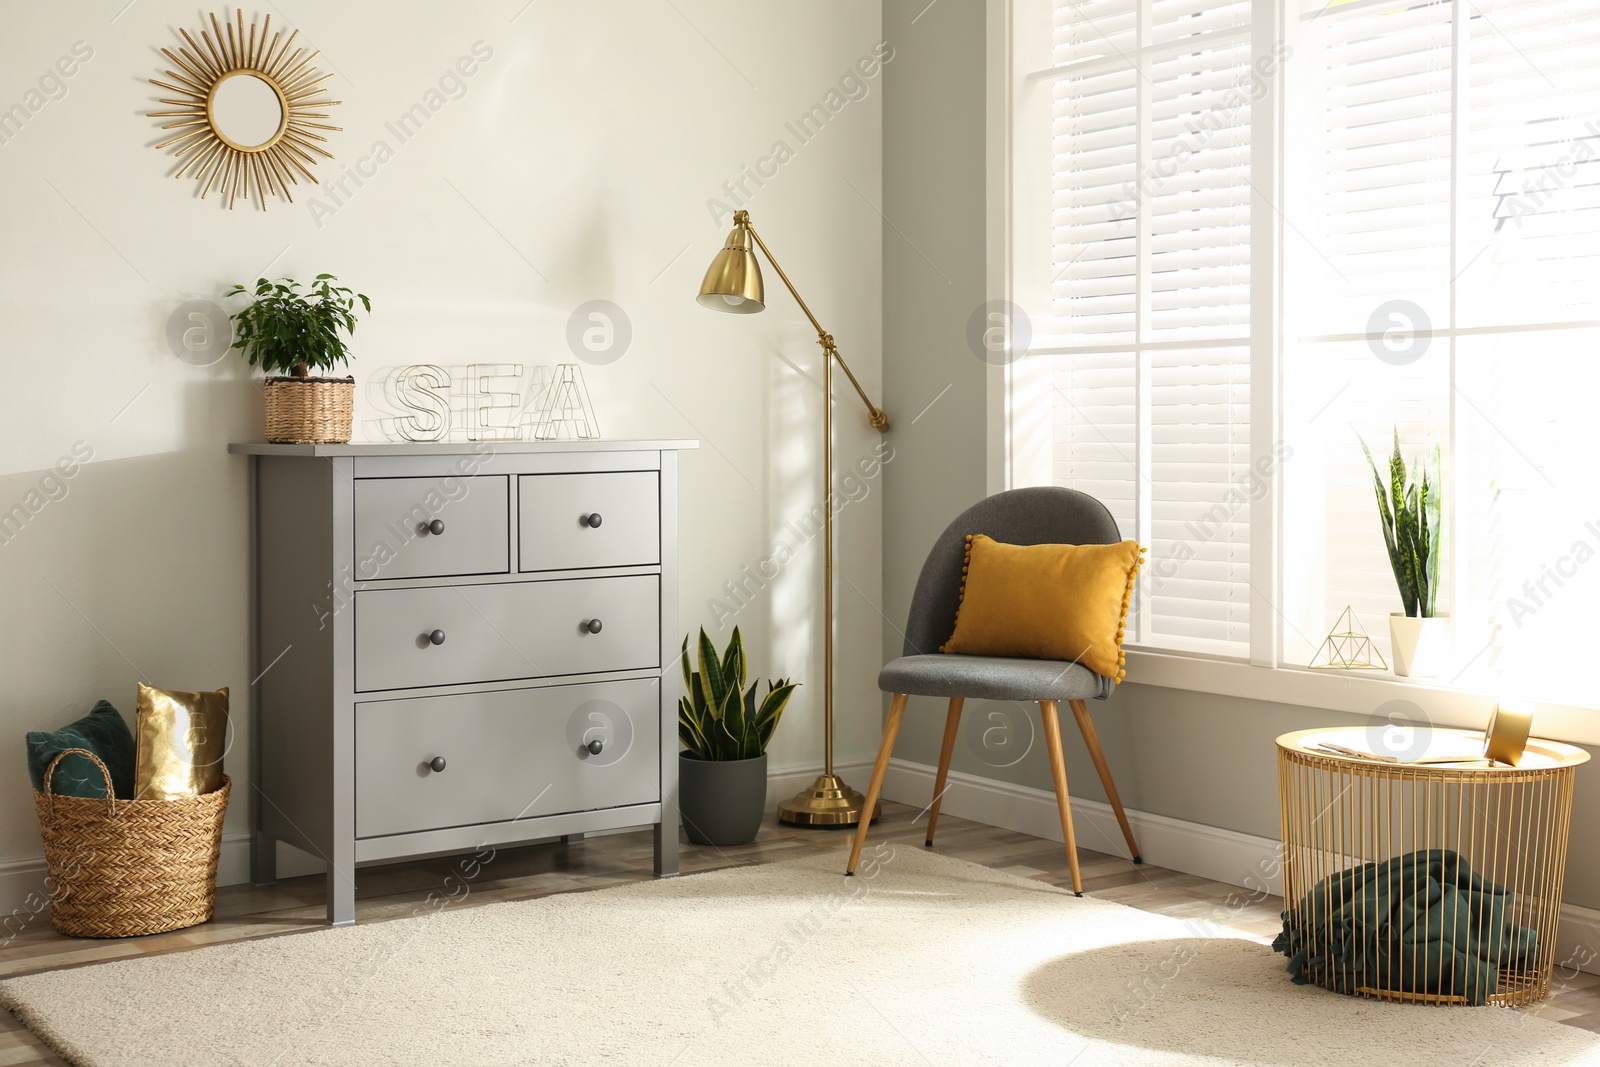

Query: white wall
<box><xmin>0</xmin><ymin>0</ymin><xmax>886</xmax><ymax>867</ymax></box>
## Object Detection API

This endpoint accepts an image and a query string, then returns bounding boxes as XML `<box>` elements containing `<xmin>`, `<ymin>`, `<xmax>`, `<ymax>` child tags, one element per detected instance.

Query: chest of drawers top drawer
<box><xmin>519</xmin><ymin>472</ymin><xmax>659</xmax><ymax>573</ymax></box>
<box><xmin>353</xmin><ymin>475</ymin><xmax>509</xmax><ymax>580</ymax></box>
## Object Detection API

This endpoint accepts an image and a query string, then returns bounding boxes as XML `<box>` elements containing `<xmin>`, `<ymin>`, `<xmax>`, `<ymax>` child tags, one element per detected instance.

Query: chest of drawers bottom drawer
<box><xmin>354</xmin><ymin>679</ymin><xmax>660</xmax><ymax>839</ymax></box>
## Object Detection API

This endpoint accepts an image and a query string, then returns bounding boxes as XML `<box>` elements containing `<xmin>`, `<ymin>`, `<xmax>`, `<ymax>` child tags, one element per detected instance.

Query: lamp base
<box><xmin>776</xmin><ymin>773</ymin><xmax>880</xmax><ymax>828</ymax></box>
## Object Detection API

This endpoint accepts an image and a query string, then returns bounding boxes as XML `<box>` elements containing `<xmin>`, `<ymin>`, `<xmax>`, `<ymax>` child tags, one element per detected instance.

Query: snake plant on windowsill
<box><xmin>678</xmin><ymin>627</ymin><xmax>798</xmax><ymax>762</ymax></box>
<box><xmin>1359</xmin><ymin>429</ymin><xmax>1442</xmax><ymax>619</ymax></box>
<box><xmin>1360</xmin><ymin>429</ymin><xmax>1450</xmax><ymax>677</ymax></box>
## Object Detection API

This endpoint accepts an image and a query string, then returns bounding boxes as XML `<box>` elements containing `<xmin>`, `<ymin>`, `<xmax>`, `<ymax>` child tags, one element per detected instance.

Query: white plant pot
<box><xmin>1389</xmin><ymin>613</ymin><xmax>1452</xmax><ymax>678</ymax></box>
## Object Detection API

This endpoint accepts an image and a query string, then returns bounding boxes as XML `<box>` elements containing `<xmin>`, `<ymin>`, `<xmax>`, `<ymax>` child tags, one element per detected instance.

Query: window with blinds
<box><xmin>1283</xmin><ymin>0</ymin><xmax>1600</xmax><ymax>707</ymax></box>
<box><xmin>1048</xmin><ymin>0</ymin><xmax>1254</xmax><ymax>656</ymax></box>
<box><xmin>1031</xmin><ymin>0</ymin><xmax>1600</xmax><ymax>707</ymax></box>
<box><xmin>1281</xmin><ymin>0</ymin><xmax>1456</xmax><ymax>668</ymax></box>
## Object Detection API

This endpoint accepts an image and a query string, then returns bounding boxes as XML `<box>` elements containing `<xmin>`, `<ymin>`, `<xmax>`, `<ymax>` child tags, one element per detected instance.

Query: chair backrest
<box><xmin>901</xmin><ymin>486</ymin><xmax>1122</xmax><ymax>657</ymax></box>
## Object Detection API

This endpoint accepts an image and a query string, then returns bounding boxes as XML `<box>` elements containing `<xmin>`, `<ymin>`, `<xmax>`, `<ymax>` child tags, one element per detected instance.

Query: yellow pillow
<box><xmin>940</xmin><ymin>535</ymin><xmax>1143</xmax><ymax>680</ymax></box>
<box><xmin>135</xmin><ymin>683</ymin><xmax>228</xmax><ymax>800</ymax></box>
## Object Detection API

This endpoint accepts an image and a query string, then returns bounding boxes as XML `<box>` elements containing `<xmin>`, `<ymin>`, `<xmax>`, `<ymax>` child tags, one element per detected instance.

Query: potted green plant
<box><xmin>678</xmin><ymin>626</ymin><xmax>798</xmax><ymax>846</ymax></box>
<box><xmin>1360</xmin><ymin>429</ymin><xmax>1449</xmax><ymax>677</ymax></box>
<box><xmin>228</xmin><ymin>274</ymin><xmax>370</xmax><ymax>444</ymax></box>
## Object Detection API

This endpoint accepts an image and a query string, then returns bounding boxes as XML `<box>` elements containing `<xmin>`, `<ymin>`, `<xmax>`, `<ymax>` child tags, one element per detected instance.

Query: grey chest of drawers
<box><xmin>230</xmin><ymin>440</ymin><xmax>696</xmax><ymax>924</ymax></box>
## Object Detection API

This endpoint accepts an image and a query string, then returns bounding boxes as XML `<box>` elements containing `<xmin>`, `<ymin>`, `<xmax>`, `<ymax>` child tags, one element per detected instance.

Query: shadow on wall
<box><xmin>0</xmin><ymin>379</ymin><xmax>257</xmax><ymax>859</ymax></box>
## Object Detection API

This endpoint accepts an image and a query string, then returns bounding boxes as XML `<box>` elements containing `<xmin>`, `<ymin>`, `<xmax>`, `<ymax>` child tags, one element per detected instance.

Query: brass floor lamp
<box><xmin>698</xmin><ymin>209</ymin><xmax>889</xmax><ymax>827</ymax></box>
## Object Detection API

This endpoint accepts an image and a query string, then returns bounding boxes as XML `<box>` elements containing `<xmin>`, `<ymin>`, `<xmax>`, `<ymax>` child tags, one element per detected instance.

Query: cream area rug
<box><xmin>5</xmin><ymin>848</ymin><xmax>1600</xmax><ymax>1067</ymax></box>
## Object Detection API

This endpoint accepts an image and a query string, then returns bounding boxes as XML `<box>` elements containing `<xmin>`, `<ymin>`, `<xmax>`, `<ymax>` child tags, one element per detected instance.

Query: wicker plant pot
<box><xmin>263</xmin><ymin>375</ymin><xmax>355</xmax><ymax>444</ymax></box>
<box><xmin>33</xmin><ymin>748</ymin><xmax>230</xmax><ymax>938</ymax></box>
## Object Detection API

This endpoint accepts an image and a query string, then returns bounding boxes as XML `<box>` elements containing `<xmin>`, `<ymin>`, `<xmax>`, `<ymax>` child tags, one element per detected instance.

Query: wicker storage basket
<box><xmin>263</xmin><ymin>375</ymin><xmax>354</xmax><ymax>444</ymax></box>
<box><xmin>34</xmin><ymin>748</ymin><xmax>230</xmax><ymax>938</ymax></box>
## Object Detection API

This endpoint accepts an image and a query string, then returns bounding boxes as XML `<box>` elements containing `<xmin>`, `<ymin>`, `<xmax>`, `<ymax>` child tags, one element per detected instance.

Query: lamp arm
<box><xmin>743</xmin><ymin>219</ymin><xmax>890</xmax><ymax>432</ymax></box>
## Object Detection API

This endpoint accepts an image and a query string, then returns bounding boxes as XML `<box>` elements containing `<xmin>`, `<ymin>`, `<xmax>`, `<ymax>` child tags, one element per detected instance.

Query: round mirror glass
<box><xmin>209</xmin><ymin>72</ymin><xmax>284</xmax><ymax>151</ymax></box>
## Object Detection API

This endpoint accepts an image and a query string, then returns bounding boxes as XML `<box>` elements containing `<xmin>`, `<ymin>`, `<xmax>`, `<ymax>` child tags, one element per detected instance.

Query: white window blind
<box><xmin>1283</xmin><ymin>0</ymin><xmax>1455</xmax><ymax>667</ymax></box>
<box><xmin>1298</xmin><ymin>0</ymin><xmax>1454</xmax><ymax>335</ymax></box>
<box><xmin>1023</xmin><ymin>0</ymin><xmax>1600</xmax><ymax>708</ymax></box>
<box><xmin>1460</xmin><ymin>0</ymin><xmax>1600</xmax><ymax>707</ymax></box>
<box><xmin>1285</xmin><ymin>0</ymin><xmax>1600</xmax><ymax>707</ymax></box>
<box><xmin>1465</xmin><ymin>0</ymin><xmax>1600</xmax><ymax>327</ymax></box>
<box><xmin>1048</xmin><ymin>0</ymin><xmax>1254</xmax><ymax>655</ymax></box>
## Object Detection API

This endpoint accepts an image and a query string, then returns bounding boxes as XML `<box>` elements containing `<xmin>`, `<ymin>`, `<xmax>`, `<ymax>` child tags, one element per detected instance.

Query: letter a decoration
<box><xmin>534</xmin><ymin>365</ymin><xmax>601</xmax><ymax>440</ymax></box>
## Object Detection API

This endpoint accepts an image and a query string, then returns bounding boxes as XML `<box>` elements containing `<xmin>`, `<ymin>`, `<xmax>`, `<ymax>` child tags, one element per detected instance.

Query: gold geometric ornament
<box><xmin>148</xmin><ymin>10</ymin><xmax>342</xmax><ymax>210</ymax></box>
<box><xmin>1308</xmin><ymin>605</ymin><xmax>1388</xmax><ymax>671</ymax></box>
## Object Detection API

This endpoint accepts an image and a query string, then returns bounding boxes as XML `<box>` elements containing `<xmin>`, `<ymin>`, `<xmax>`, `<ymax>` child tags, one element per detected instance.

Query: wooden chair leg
<box><xmin>846</xmin><ymin>693</ymin><xmax>909</xmax><ymax>875</ymax></box>
<box><xmin>925</xmin><ymin>697</ymin><xmax>964</xmax><ymax>848</ymax></box>
<box><xmin>1038</xmin><ymin>699</ymin><xmax>1084</xmax><ymax>896</ymax></box>
<box><xmin>1069</xmin><ymin>699</ymin><xmax>1141</xmax><ymax>864</ymax></box>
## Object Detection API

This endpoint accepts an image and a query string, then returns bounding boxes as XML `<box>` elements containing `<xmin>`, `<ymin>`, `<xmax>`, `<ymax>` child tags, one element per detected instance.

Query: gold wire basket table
<box><xmin>1277</xmin><ymin>727</ymin><xmax>1587</xmax><ymax>1006</ymax></box>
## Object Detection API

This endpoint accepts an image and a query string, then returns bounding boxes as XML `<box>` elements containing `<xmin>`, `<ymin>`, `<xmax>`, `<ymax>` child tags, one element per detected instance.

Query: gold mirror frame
<box><xmin>149</xmin><ymin>11</ymin><xmax>342</xmax><ymax>211</ymax></box>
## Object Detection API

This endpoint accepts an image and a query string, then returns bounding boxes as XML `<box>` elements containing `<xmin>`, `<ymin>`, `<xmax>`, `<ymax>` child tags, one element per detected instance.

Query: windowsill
<box><xmin>1123</xmin><ymin>647</ymin><xmax>1600</xmax><ymax>748</ymax></box>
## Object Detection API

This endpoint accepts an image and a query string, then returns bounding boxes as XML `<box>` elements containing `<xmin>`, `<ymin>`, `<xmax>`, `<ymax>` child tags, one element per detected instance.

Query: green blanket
<box><xmin>1272</xmin><ymin>849</ymin><xmax>1537</xmax><ymax>1005</ymax></box>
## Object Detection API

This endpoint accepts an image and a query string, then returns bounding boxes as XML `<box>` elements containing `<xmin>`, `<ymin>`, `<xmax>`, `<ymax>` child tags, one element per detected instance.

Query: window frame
<box><xmin>985</xmin><ymin>0</ymin><xmax>1600</xmax><ymax>739</ymax></box>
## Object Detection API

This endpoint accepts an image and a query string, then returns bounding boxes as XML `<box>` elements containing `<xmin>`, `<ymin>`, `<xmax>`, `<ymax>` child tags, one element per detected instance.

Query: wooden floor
<box><xmin>3</xmin><ymin>800</ymin><xmax>1599</xmax><ymax>1063</ymax></box>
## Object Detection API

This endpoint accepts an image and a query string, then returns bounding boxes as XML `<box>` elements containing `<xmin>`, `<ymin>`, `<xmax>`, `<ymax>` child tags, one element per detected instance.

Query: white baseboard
<box><xmin>878</xmin><ymin>758</ymin><xmax>1283</xmax><ymax>897</ymax></box>
<box><xmin>763</xmin><ymin>760</ymin><xmax>873</xmax><ymax>812</ymax></box>
<box><xmin>0</xmin><ymin>762</ymin><xmax>871</xmax><ymax>925</ymax></box>
<box><xmin>1558</xmin><ymin>902</ymin><xmax>1600</xmax><ymax>979</ymax></box>
<box><xmin>877</xmin><ymin>757</ymin><xmax>1600</xmax><ymax>978</ymax></box>
<box><xmin>5</xmin><ymin>762</ymin><xmax>1596</xmax><ymax>979</ymax></box>
<box><xmin>0</xmin><ymin>832</ymin><xmax>328</xmax><ymax>938</ymax></box>
<box><xmin>0</xmin><ymin>832</ymin><xmax>330</xmax><ymax>929</ymax></box>
<box><xmin>0</xmin><ymin>854</ymin><xmax>61</xmax><ymax>935</ymax></box>
<box><xmin>0</xmin><ymin>764</ymin><xmax>873</xmax><ymax>932</ymax></box>
<box><xmin>215</xmin><ymin>833</ymin><xmax>327</xmax><ymax>885</ymax></box>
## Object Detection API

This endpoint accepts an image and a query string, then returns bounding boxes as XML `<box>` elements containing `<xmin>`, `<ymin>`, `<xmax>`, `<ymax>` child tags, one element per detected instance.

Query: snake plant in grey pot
<box><xmin>1361</xmin><ymin>429</ymin><xmax>1450</xmax><ymax>677</ymax></box>
<box><xmin>678</xmin><ymin>627</ymin><xmax>798</xmax><ymax>846</ymax></box>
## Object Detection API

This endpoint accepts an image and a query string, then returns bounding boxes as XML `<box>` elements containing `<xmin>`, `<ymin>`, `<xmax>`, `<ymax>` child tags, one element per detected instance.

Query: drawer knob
<box><xmin>428</xmin><ymin>629</ymin><xmax>447</xmax><ymax>645</ymax></box>
<box><xmin>583</xmin><ymin>513</ymin><xmax>603</xmax><ymax>529</ymax></box>
<box><xmin>428</xmin><ymin>756</ymin><xmax>447</xmax><ymax>773</ymax></box>
<box><xmin>586</xmin><ymin>739</ymin><xmax>604</xmax><ymax>756</ymax></box>
<box><xmin>427</xmin><ymin>518</ymin><xmax>446</xmax><ymax>536</ymax></box>
<box><xmin>585</xmin><ymin>619</ymin><xmax>603</xmax><ymax>635</ymax></box>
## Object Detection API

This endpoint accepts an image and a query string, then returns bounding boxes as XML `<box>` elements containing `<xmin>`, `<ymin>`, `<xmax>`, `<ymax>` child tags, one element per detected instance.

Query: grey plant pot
<box><xmin>679</xmin><ymin>752</ymin><xmax>767</xmax><ymax>847</ymax></box>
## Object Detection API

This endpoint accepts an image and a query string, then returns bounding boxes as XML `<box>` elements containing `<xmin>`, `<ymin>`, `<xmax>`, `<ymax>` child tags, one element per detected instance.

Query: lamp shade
<box><xmin>697</xmin><ymin>225</ymin><xmax>765</xmax><ymax>313</ymax></box>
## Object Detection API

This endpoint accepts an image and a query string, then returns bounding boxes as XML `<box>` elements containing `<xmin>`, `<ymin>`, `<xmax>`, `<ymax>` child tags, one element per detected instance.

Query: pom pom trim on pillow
<box><xmin>940</xmin><ymin>534</ymin><xmax>1145</xmax><ymax>681</ymax></box>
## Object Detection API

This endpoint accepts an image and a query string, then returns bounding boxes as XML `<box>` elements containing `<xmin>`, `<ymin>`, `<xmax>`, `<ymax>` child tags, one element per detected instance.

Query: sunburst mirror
<box><xmin>148</xmin><ymin>11</ymin><xmax>342</xmax><ymax>210</ymax></box>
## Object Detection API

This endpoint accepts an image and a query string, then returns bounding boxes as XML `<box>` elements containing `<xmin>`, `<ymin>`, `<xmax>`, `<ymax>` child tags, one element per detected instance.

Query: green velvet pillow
<box><xmin>25</xmin><ymin>700</ymin><xmax>136</xmax><ymax>800</ymax></box>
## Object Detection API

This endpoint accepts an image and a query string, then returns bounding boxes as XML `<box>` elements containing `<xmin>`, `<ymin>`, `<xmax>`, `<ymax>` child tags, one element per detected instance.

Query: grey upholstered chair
<box><xmin>844</xmin><ymin>486</ymin><xmax>1141</xmax><ymax>895</ymax></box>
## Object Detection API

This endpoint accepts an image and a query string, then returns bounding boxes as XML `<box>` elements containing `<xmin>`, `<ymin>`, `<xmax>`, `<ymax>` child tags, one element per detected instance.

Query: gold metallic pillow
<box><xmin>940</xmin><ymin>535</ymin><xmax>1143</xmax><ymax>680</ymax></box>
<box><xmin>135</xmin><ymin>683</ymin><xmax>228</xmax><ymax>800</ymax></box>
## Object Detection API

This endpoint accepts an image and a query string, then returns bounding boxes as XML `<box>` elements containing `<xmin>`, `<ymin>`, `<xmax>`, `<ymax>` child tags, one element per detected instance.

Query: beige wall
<box><xmin>878</xmin><ymin>0</ymin><xmax>1600</xmax><ymax>913</ymax></box>
<box><xmin>0</xmin><ymin>0</ymin><xmax>885</xmax><ymax>866</ymax></box>
<box><xmin>879</xmin><ymin>0</ymin><xmax>988</xmax><ymax>654</ymax></box>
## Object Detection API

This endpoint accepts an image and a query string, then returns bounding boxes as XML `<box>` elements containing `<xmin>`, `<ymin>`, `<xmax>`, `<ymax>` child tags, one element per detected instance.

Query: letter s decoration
<box><xmin>392</xmin><ymin>364</ymin><xmax>452</xmax><ymax>442</ymax></box>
